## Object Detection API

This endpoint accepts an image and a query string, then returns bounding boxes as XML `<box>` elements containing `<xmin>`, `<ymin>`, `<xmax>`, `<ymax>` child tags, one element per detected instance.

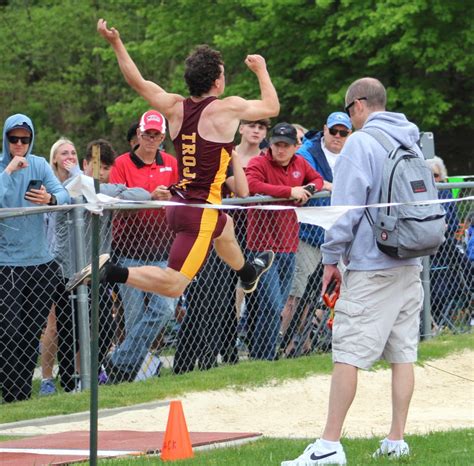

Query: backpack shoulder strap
<box><xmin>359</xmin><ymin>127</ymin><xmax>396</xmax><ymax>154</ymax></box>
<box><xmin>357</xmin><ymin>128</ymin><xmax>396</xmax><ymax>228</ymax></box>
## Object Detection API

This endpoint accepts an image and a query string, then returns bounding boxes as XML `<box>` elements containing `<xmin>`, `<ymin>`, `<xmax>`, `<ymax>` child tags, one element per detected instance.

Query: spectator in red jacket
<box><xmin>245</xmin><ymin>122</ymin><xmax>323</xmax><ymax>360</ymax></box>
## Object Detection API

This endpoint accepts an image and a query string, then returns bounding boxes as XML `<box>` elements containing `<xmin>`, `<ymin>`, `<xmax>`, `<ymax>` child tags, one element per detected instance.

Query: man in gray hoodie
<box><xmin>282</xmin><ymin>78</ymin><xmax>424</xmax><ymax>465</ymax></box>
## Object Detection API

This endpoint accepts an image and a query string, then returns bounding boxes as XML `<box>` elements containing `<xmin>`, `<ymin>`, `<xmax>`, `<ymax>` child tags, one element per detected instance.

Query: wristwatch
<box><xmin>48</xmin><ymin>193</ymin><xmax>57</xmax><ymax>206</ymax></box>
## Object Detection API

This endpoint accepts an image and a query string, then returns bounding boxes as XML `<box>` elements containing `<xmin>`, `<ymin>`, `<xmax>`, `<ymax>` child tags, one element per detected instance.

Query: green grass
<box><xmin>93</xmin><ymin>429</ymin><xmax>474</xmax><ymax>465</ymax></box>
<box><xmin>0</xmin><ymin>435</ymin><xmax>24</xmax><ymax>441</ymax></box>
<box><xmin>1</xmin><ymin>332</ymin><xmax>472</xmax><ymax>425</ymax></box>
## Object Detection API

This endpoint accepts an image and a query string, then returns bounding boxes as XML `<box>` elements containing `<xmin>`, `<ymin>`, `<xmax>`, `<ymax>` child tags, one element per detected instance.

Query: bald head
<box><xmin>345</xmin><ymin>77</ymin><xmax>386</xmax><ymax>111</ymax></box>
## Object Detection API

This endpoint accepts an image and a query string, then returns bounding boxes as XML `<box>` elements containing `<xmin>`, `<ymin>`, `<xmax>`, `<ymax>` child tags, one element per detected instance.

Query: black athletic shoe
<box><xmin>241</xmin><ymin>250</ymin><xmax>275</xmax><ymax>294</ymax></box>
<box><xmin>65</xmin><ymin>254</ymin><xmax>110</xmax><ymax>292</ymax></box>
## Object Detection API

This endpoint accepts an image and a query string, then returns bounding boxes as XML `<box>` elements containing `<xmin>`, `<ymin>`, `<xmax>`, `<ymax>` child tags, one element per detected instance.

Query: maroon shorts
<box><xmin>166</xmin><ymin>197</ymin><xmax>227</xmax><ymax>280</ymax></box>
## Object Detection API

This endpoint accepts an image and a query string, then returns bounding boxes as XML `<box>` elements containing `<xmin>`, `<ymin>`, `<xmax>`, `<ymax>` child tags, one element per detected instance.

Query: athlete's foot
<box><xmin>65</xmin><ymin>254</ymin><xmax>110</xmax><ymax>292</ymax></box>
<box><xmin>241</xmin><ymin>250</ymin><xmax>275</xmax><ymax>294</ymax></box>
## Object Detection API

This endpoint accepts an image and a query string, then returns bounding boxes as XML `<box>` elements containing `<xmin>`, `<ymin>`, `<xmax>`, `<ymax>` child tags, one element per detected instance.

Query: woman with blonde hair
<box><xmin>40</xmin><ymin>138</ymin><xmax>80</xmax><ymax>395</ymax></box>
<box><xmin>49</xmin><ymin>137</ymin><xmax>80</xmax><ymax>181</ymax></box>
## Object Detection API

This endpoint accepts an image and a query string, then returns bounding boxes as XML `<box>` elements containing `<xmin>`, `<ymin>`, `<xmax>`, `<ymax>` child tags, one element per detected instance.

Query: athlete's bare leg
<box><xmin>126</xmin><ymin>215</ymin><xmax>243</xmax><ymax>297</ymax></box>
<box><xmin>126</xmin><ymin>266</ymin><xmax>190</xmax><ymax>298</ymax></box>
<box><xmin>214</xmin><ymin>214</ymin><xmax>245</xmax><ymax>271</ymax></box>
<box><xmin>127</xmin><ymin>214</ymin><xmax>244</xmax><ymax>296</ymax></box>
<box><xmin>67</xmin><ymin>214</ymin><xmax>265</xmax><ymax>296</ymax></box>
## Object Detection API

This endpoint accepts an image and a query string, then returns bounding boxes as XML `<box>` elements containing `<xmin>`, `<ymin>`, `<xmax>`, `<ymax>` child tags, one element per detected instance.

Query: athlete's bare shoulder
<box><xmin>149</xmin><ymin>92</ymin><xmax>185</xmax><ymax>120</ymax></box>
<box><xmin>193</xmin><ymin>97</ymin><xmax>240</xmax><ymax>142</ymax></box>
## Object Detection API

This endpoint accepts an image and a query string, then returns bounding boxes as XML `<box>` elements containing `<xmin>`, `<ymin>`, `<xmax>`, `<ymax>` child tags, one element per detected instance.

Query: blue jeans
<box><xmin>111</xmin><ymin>257</ymin><xmax>176</xmax><ymax>372</ymax></box>
<box><xmin>249</xmin><ymin>252</ymin><xmax>295</xmax><ymax>360</ymax></box>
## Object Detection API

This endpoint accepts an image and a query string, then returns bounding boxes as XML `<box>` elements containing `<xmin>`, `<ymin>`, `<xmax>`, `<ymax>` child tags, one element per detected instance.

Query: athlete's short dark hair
<box><xmin>85</xmin><ymin>138</ymin><xmax>117</xmax><ymax>166</ymax></box>
<box><xmin>184</xmin><ymin>45</ymin><xmax>224</xmax><ymax>97</ymax></box>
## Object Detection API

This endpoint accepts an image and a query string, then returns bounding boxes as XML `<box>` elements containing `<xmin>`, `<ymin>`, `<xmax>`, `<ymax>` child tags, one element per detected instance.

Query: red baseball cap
<box><xmin>139</xmin><ymin>110</ymin><xmax>166</xmax><ymax>134</ymax></box>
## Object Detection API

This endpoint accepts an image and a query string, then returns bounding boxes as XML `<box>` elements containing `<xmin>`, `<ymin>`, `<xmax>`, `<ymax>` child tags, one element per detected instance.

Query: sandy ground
<box><xmin>3</xmin><ymin>350</ymin><xmax>473</xmax><ymax>438</ymax></box>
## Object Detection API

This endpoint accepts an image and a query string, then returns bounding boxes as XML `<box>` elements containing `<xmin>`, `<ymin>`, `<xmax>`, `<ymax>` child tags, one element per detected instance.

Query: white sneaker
<box><xmin>281</xmin><ymin>439</ymin><xmax>347</xmax><ymax>465</ymax></box>
<box><xmin>372</xmin><ymin>438</ymin><xmax>410</xmax><ymax>458</ymax></box>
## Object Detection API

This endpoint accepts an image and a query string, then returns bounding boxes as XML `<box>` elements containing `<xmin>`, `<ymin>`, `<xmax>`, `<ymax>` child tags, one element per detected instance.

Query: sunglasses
<box><xmin>344</xmin><ymin>97</ymin><xmax>367</xmax><ymax>116</ymax></box>
<box><xmin>7</xmin><ymin>135</ymin><xmax>31</xmax><ymax>145</ymax></box>
<box><xmin>328</xmin><ymin>128</ymin><xmax>350</xmax><ymax>138</ymax></box>
<box><xmin>141</xmin><ymin>132</ymin><xmax>162</xmax><ymax>141</ymax></box>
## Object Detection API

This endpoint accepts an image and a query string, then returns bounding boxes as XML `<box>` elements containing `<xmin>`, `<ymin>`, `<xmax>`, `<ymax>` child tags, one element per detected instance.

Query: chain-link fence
<box><xmin>0</xmin><ymin>183</ymin><xmax>472</xmax><ymax>402</ymax></box>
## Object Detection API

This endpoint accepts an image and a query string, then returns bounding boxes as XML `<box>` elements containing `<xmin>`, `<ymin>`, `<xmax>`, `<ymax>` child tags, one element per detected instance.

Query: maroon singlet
<box><xmin>172</xmin><ymin>97</ymin><xmax>234</xmax><ymax>204</ymax></box>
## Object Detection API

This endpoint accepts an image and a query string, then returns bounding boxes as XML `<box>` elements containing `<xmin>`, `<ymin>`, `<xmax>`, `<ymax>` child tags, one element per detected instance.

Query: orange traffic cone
<box><xmin>161</xmin><ymin>400</ymin><xmax>194</xmax><ymax>461</ymax></box>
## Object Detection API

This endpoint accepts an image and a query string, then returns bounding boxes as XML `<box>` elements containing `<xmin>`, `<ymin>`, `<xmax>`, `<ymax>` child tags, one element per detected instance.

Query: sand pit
<box><xmin>2</xmin><ymin>350</ymin><xmax>473</xmax><ymax>438</ymax></box>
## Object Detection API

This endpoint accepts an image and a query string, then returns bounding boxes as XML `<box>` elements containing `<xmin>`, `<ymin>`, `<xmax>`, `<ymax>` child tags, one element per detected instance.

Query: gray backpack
<box><xmin>361</xmin><ymin>128</ymin><xmax>446</xmax><ymax>259</ymax></box>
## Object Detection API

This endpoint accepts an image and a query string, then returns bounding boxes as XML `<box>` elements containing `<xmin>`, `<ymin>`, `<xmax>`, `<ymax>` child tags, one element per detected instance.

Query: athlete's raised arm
<box><xmin>97</xmin><ymin>19</ymin><xmax>183</xmax><ymax>118</ymax></box>
<box><xmin>223</xmin><ymin>54</ymin><xmax>280</xmax><ymax>121</ymax></box>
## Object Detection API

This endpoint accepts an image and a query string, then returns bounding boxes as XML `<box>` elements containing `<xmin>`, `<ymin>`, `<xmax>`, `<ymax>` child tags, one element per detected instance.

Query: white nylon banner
<box><xmin>66</xmin><ymin>174</ymin><xmax>473</xmax><ymax>230</ymax></box>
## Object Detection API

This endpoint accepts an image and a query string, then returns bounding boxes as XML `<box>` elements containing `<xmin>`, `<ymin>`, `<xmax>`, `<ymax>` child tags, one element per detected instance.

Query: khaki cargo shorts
<box><xmin>332</xmin><ymin>265</ymin><xmax>423</xmax><ymax>370</ymax></box>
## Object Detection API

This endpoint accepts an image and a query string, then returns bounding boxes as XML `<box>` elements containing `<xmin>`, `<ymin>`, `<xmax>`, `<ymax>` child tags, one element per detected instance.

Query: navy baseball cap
<box><xmin>8</xmin><ymin>122</ymin><xmax>32</xmax><ymax>134</ymax></box>
<box><xmin>269</xmin><ymin>122</ymin><xmax>298</xmax><ymax>145</ymax></box>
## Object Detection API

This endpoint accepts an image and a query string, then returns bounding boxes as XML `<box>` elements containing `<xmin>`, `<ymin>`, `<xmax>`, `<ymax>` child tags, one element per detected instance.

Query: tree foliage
<box><xmin>0</xmin><ymin>0</ymin><xmax>472</xmax><ymax>172</ymax></box>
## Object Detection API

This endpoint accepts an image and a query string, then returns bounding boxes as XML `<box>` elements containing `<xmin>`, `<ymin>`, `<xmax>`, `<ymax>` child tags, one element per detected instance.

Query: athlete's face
<box><xmin>270</xmin><ymin>141</ymin><xmax>297</xmax><ymax>167</ymax></box>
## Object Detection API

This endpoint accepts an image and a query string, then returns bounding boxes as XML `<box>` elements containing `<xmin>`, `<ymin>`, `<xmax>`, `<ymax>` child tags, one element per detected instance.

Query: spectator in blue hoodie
<box><xmin>282</xmin><ymin>79</ymin><xmax>424</xmax><ymax>466</ymax></box>
<box><xmin>281</xmin><ymin>112</ymin><xmax>352</xmax><ymax>355</ymax></box>
<box><xmin>0</xmin><ymin>113</ymin><xmax>70</xmax><ymax>403</ymax></box>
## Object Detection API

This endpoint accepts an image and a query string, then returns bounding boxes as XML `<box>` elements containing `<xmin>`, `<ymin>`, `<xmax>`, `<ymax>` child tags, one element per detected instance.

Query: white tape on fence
<box><xmin>63</xmin><ymin>174</ymin><xmax>474</xmax><ymax>229</ymax></box>
<box><xmin>295</xmin><ymin>195</ymin><xmax>474</xmax><ymax>228</ymax></box>
<box><xmin>0</xmin><ymin>172</ymin><xmax>442</xmax><ymax>229</ymax></box>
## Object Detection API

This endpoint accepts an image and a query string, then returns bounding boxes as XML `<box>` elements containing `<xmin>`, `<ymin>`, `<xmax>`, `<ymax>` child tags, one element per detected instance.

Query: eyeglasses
<box><xmin>328</xmin><ymin>128</ymin><xmax>350</xmax><ymax>138</ymax></box>
<box><xmin>344</xmin><ymin>97</ymin><xmax>367</xmax><ymax>116</ymax></box>
<box><xmin>141</xmin><ymin>132</ymin><xmax>162</xmax><ymax>141</ymax></box>
<box><xmin>7</xmin><ymin>135</ymin><xmax>31</xmax><ymax>145</ymax></box>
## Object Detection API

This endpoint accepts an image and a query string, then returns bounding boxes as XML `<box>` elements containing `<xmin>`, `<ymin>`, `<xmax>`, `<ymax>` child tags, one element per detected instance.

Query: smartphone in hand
<box><xmin>24</xmin><ymin>179</ymin><xmax>42</xmax><ymax>200</ymax></box>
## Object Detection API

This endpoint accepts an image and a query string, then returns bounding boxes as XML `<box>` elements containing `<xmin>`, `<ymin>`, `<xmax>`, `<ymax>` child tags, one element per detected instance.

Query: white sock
<box><xmin>319</xmin><ymin>438</ymin><xmax>341</xmax><ymax>449</ymax></box>
<box><xmin>385</xmin><ymin>438</ymin><xmax>405</xmax><ymax>447</ymax></box>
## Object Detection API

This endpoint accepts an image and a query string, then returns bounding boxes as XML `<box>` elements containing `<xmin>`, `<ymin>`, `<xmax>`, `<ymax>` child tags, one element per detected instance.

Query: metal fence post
<box><xmin>71</xmin><ymin>199</ymin><xmax>91</xmax><ymax>390</ymax></box>
<box><xmin>89</xmin><ymin>144</ymin><xmax>102</xmax><ymax>466</ymax></box>
<box><xmin>421</xmin><ymin>255</ymin><xmax>432</xmax><ymax>340</ymax></box>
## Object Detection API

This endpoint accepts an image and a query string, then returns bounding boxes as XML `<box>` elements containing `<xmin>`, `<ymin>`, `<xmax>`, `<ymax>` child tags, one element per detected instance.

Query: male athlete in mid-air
<box><xmin>67</xmin><ymin>19</ymin><xmax>280</xmax><ymax>297</ymax></box>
